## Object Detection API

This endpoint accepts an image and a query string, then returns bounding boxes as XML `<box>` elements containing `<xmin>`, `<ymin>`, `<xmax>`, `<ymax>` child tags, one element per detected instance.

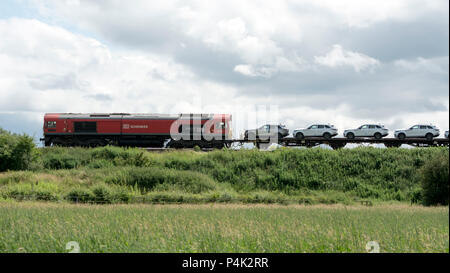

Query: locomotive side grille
<box><xmin>74</xmin><ymin>121</ymin><xmax>97</xmax><ymax>133</ymax></box>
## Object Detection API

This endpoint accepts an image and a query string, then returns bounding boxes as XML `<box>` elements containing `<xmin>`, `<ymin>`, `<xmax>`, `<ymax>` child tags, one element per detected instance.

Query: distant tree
<box><xmin>420</xmin><ymin>153</ymin><xmax>449</xmax><ymax>206</ymax></box>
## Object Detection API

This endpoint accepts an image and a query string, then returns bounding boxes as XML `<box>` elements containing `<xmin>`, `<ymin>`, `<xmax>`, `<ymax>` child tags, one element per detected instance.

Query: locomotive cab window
<box><xmin>47</xmin><ymin>121</ymin><xmax>56</xmax><ymax>128</ymax></box>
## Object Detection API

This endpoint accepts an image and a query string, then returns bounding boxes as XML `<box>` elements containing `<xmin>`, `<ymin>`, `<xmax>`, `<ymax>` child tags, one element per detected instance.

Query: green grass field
<box><xmin>0</xmin><ymin>202</ymin><xmax>448</xmax><ymax>253</ymax></box>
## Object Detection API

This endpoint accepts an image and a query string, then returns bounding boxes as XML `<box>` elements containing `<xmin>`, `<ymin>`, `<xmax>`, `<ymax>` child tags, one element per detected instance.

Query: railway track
<box><xmin>142</xmin><ymin>137</ymin><xmax>449</xmax><ymax>151</ymax></box>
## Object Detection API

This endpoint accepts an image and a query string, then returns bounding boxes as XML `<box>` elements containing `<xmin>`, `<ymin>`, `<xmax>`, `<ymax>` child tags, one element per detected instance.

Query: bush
<box><xmin>87</xmin><ymin>159</ymin><xmax>114</xmax><ymax>169</ymax></box>
<box><xmin>0</xmin><ymin>129</ymin><xmax>36</xmax><ymax>171</ymax></box>
<box><xmin>3</xmin><ymin>182</ymin><xmax>59</xmax><ymax>201</ymax></box>
<box><xmin>91</xmin><ymin>146</ymin><xmax>150</xmax><ymax>167</ymax></box>
<box><xmin>92</xmin><ymin>185</ymin><xmax>112</xmax><ymax>204</ymax></box>
<box><xmin>107</xmin><ymin>167</ymin><xmax>217</xmax><ymax>194</ymax></box>
<box><xmin>143</xmin><ymin>191</ymin><xmax>203</xmax><ymax>203</ymax></box>
<box><xmin>43</xmin><ymin>153</ymin><xmax>82</xmax><ymax>169</ymax></box>
<box><xmin>66</xmin><ymin>188</ymin><xmax>94</xmax><ymax>203</ymax></box>
<box><xmin>420</xmin><ymin>153</ymin><xmax>449</xmax><ymax>206</ymax></box>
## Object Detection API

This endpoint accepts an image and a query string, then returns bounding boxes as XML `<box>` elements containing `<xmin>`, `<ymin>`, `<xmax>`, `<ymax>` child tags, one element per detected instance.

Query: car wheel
<box><xmin>295</xmin><ymin>132</ymin><xmax>304</xmax><ymax>140</ymax></box>
<box><xmin>374</xmin><ymin>132</ymin><xmax>382</xmax><ymax>140</ymax></box>
<box><xmin>323</xmin><ymin>132</ymin><xmax>331</xmax><ymax>139</ymax></box>
<box><xmin>398</xmin><ymin>133</ymin><xmax>406</xmax><ymax>140</ymax></box>
<box><xmin>426</xmin><ymin>133</ymin><xmax>433</xmax><ymax>141</ymax></box>
<box><xmin>346</xmin><ymin>132</ymin><xmax>355</xmax><ymax>140</ymax></box>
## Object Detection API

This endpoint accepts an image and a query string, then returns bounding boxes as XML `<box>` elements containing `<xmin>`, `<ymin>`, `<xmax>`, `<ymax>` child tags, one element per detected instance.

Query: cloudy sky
<box><xmin>0</xmin><ymin>0</ymin><xmax>448</xmax><ymax>141</ymax></box>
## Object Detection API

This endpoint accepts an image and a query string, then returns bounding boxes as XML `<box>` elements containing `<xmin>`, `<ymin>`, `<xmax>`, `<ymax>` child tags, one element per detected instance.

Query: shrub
<box><xmin>66</xmin><ymin>188</ymin><xmax>94</xmax><ymax>203</ymax></box>
<box><xmin>3</xmin><ymin>182</ymin><xmax>59</xmax><ymax>201</ymax></box>
<box><xmin>420</xmin><ymin>153</ymin><xmax>449</xmax><ymax>206</ymax></box>
<box><xmin>87</xmin><ymin>159</ymin><xmax>114</xmax><ymax>169</ymax></box>
<box><xmin>91</xmin><ymin>146</ymin><xmax>150</xmax><ymax>167</ymax></box>
<box><xmin>92</xmin><ymin>185</ymin><xmax>112</xmax><ymax>204</ymax></box>
<box><xmin>107</xmin><ymin>167</ymin><xmax>216</xmax><ymax>194</ymax></box>
<box><xmin>43</xmin><ymin>153</ymin><xmax>82</xmax><ymax>169</ymax></box>
<box><xmin>143</xmin><ymin>191</ymin><xmax>203</xmax><ymax>203</ymax></box>
<box><xmin>0</xmin><ymin>129</ymin><xmax>36</xmax><ymax>171</ymax></box>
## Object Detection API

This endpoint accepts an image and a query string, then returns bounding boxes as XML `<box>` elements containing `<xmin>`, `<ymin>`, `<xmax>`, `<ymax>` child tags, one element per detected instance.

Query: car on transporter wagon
<box><xmin>244</xmin><ymin>124</ymin><xmax>289</xmax><ymax>140</ymax></box>
<box><xmin>343</xmin><ymin>124</ymin><xmax>389</xmax><ymax>140</ymax></box>
<box><xmin>292</xmin><ymin>124</ymin><xmax>338</xmax><ymax>140</ymax></box>
<box><xmin>394</xmin><ymin>124</ymin><xmax>440</xmax><ymax>141</ymax></box>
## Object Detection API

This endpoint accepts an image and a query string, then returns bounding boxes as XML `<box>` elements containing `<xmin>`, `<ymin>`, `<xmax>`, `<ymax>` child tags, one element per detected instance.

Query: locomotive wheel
<box><xmin>52</xmin><ymin>138</ymin><xmax>65</xmax><ymax>146</ymax></box>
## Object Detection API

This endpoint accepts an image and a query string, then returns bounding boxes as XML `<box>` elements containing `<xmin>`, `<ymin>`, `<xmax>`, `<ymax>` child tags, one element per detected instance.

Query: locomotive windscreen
<box><xmin>74</xmin><ymin>121</ymin><xmax>97</xmax><ymax>133</ymax></box>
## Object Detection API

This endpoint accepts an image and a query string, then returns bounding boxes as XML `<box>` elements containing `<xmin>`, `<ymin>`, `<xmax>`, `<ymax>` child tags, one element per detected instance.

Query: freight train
<box><xmin>41</xmin><ymin>113</ymin><xmax>449</xmax><ymax>149</ymax></box>
<box><xmin>41</xmin><ymin>113</ymin><xmax>232</xmax><ymax>148</ymax></box>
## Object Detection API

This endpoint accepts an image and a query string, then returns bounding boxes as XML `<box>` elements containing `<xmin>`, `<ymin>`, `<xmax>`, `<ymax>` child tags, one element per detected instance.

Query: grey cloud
<box><xmin>28</xmin><ymin>72</ymin><xmax>83</xmax><ymax>90</ymax></box>
<box><xmin>84</xmin><ymin>93</ymin><xmax>113</xmax><ymax>101</ymax></box>
<box><xmin>340</xmin><ymin>16</ymin><xmax>449</xmax><ymax>62</ymax></box>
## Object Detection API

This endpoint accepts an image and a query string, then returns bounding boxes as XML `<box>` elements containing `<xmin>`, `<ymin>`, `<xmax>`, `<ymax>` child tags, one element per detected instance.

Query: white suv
<box><xmin>394</xmin><ymin>124</ymin><xmax>440</xmax><ymax>140</ymax></box>
<box><xmin>344</xmin><ymin>124</ymin><xmax>389</xmax><ymax>140</ymax></box>
<box><xmin>293</xmin><ymin>124</ymin><xmax>338</xmax><ymax>139</ymax></box>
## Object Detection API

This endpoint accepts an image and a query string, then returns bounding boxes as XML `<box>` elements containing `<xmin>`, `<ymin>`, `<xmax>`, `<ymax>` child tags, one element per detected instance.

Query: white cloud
<box><xmin>394</xmin><ymin>56</ymin><xmax>449</xmax><ymax>74</ymax></box>
<box><xmin>0</xmin><ymin>18</ymin><xmax>237</xmax><ymax>115</ymax></box>
<box><xmin>314</xmin><ymin>45</ymin><xmax>380</xmax><ymax>72</ymax></box>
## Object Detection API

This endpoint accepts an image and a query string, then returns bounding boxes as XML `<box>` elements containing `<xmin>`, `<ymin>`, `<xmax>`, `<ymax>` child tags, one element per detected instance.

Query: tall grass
<box><xmin>0</xmin><ymin>203</ymin><xmax>448</xmax><ymax>253</ymax></box>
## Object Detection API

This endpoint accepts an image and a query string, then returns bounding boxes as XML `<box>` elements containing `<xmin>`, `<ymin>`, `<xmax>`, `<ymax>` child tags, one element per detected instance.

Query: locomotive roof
<box><xmin>44</xmin><ymin>113</ymin><xmax>230</xmax><ymax>119</ymax></box>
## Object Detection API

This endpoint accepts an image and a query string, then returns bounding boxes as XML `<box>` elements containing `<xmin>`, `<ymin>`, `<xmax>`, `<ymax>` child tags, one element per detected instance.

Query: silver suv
<box><xmin>344</xmin><ymin>124</ymin><xmax>389</xmax><ymax>140</ymax></box>
<box><xmin>394</xmin><ymin>124</ymin><xmax>440</xmax><ymax>140</ymax></box>
<box><xmin>244</xmin><ymin>124</ymin><xmax>289</xmax><ymax>140</ymax></box>
<box><xmin>293</xmin><ymin>124</ymin><xmax>338</xmax><ymax>139</ymax></box>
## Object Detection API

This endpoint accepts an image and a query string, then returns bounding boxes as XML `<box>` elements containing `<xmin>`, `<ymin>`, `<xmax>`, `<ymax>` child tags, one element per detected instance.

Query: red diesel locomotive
<box><xmin>42</xmin><ymin>113</ymin><xmax>232</xmax><ymax>148</ymax></box>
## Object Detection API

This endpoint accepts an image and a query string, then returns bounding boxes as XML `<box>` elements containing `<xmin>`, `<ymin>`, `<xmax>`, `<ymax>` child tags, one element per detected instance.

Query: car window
<box><xmin>309</xmin><ymin>125</ymin><xmax>318</xmax><ymax>129</ymax></box>
<box><xmin>420</xmin><ymin>125</ymin><xmax>427</xmax><ymax>129</ymax></box>
<box><xmin>411</xmin><ymin>125</ymin><xmax>419</xmax><ymax>129</ymax></box>
<box><xmin>318</xmin><ymin>125</ymin><xmax>324</xmax><ymax>129</ymax></box>
<box><xmin>361</xmin><ymin>125</ymin><xmax>368</xmax><ymax>129</ymax></box>
<box><xmin>376</xmin><ymin>125</ymin><xmax>382</xmax><ymax>128</ymax></box>
<box><xmin>369</xmin><ymin>125</ymin><xmax>376</xmax><ymax>129</ymax></box>
<box><xmin>427</xmin><ymin>126</ymin><xmax>433</xmax><ymax>129</ymax></box>
<box><xmin>325</xmin><ymin>125</ymin><xmax>330</xmax><ymax>128</ymax></box>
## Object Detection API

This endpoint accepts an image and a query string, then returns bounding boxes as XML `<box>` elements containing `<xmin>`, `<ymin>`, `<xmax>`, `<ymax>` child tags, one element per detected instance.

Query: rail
<box><xmin>143</xmin><ymin>137</ymin><xmax>449</xmax><ymax>151</ymax></box>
